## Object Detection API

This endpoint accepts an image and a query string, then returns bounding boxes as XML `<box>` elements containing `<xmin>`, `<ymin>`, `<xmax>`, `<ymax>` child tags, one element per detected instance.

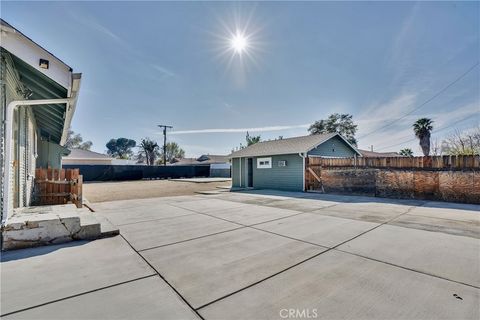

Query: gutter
<box><xmin>60</xmin><ymin>73</ymin><xmax>82</xmax><ymax>145</ymax></box>
<box><xmin>2</xmin><ymin>98</ymin><xmax>73</xmax><ymax>225</ymax></box>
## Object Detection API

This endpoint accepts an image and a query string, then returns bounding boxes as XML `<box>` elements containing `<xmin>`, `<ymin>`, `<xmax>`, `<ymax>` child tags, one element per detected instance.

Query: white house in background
<box><xmin>62</xmin><ymin>149</ymin><xmax>146</xmax><ymax>166</ymax></box>
<box><xmin>0</xmin><ymin>19</ymin><xmax>81</xmax><ymax>223</ymax></box>
<box><xmin>62</xmin><ymin>149</ymin><xmax>114</xmax><ymax>165</ymax></box>
<box><xmin>169</xmin><ymin>154</ymin><xmax>231</xmax><ymax>177</ymax></box>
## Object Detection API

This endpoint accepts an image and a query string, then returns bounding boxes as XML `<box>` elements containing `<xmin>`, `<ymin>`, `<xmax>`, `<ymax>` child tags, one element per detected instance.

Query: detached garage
<box><xmin>229</xmin><ymin>133</ymin><xmax>361</xmax><ymax>191</ymax></box>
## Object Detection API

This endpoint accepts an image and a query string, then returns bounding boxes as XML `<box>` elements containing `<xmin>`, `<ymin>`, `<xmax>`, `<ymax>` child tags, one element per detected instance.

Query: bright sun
<box><xmin>230</xmin><ymin>32</ymin><xmax>248</xmax><ymax>54</ymax></box>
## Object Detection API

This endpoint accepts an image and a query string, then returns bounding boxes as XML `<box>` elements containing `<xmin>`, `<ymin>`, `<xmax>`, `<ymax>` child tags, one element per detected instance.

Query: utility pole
<box><xmin>158</xmin><ymin>125</ymin><xmax>173</xmax><ymax>166</ymax></box>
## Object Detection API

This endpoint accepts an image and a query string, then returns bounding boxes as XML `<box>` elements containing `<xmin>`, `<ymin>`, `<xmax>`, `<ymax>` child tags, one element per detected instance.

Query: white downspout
<box><xmin>2</xmin><ymin>98</ymin><xmax>72</xmax><ymax>225</ymax></box>
<box><xmin>299</xmin><ymin>153</ymin><xmax>306</xmax><ymax>192</ymax></box>
<box><xmin>239</xmin><ymin>158</ymin><xmax>242</xmax><ymax>188</ymax></box>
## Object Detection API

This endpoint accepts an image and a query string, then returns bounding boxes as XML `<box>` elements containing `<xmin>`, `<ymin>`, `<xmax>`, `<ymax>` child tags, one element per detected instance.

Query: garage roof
<box><xmin>230</xmin><ymin>133</ymin><xmax>361</xmax><ymax>158</ymax></box>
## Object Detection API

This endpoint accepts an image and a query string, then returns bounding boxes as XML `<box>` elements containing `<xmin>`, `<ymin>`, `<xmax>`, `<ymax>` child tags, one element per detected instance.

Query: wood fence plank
<box><xmin>34</xmin><ymin>168</ymin><xmax>83</xmax><ymax>208</ymax></box>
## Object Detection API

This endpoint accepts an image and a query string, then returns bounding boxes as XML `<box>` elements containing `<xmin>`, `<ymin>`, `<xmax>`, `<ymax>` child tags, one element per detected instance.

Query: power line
<box><xmin>358</xmin><ymin>62</ymin><xmax>479</xmax><ymax>140</ymax></box>
<box><xmin>375</xmin><ymin>114</ymin><xmax>478</xmax><ymax>151</ymax></box>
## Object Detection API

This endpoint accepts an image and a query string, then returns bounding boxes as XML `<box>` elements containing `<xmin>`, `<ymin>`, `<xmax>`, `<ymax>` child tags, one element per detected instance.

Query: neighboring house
<box><xmin>229</xmin><ymin>133</ymin><xmax>361</xmax><ymax>191</ymax></box>
<box><xmin>62</xmin><ymin>149</ymin><xmax>114</xmax><ymax>165</ymax></box>
<box><xmin>1</xmin><ymin>19</ymin><xmax>81</xmax><ymax>223</ymax></box>
<box><xmin>169</xmin><ymin>154</ymin><xmax>230</xmax><ymax>165</ymax></box>
<box><xmin>168</xmin><ymin>157</ymin><xmax>202</xmax><ymax>166</ymax></box>
<box><xmin>170</xmin><ymin>154</ymin><xmax>231</xmax><ymax>177</ymax></box>
<box><xmin>359</xmin><ymin>149</ymin><xmax>400</xmax><ymax>157</ymax></box>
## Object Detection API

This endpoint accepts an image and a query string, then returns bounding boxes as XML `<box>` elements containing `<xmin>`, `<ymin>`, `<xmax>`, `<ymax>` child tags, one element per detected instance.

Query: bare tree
<box><xmin>430</xmin><ymin>138</ymin><xmax>442</xmax><ymax>156</ymax></box>
<box><xmin>64</xmin><ymin>129</ymin><xmax>93</xmax><ymax>150</ymax></box>
<box><xmin>441</xmin><ymin>127</ymin><xmax>480</xmax><ymax>155</ymax></box>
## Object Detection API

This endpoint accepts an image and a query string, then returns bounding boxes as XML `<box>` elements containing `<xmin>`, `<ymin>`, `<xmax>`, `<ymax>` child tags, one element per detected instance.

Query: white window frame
<box><xmin>257</xmin><ymin>157</ymin><xmax>272</xmax><ymax>169</ymax></box>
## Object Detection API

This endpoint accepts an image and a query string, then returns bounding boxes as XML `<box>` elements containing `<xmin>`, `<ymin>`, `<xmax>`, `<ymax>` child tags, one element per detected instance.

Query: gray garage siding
<box><xmin>232</xmin><ymin>158</ymin><xmax>240</xmax><ymax>187</ymax></box>
<box><xmin>252</xmin><ymin>154</ymin><xmax>304</xmax><ymax>191</ymax></box>
<box><xmin>308</xmin><ymin>135</ymin><xmax>356</xmax><ymax>157</ymax></box>
<box><xmin>232</xmin><ymin>154</ymin><xmax>304</xmax><ymax>190</ymax></box>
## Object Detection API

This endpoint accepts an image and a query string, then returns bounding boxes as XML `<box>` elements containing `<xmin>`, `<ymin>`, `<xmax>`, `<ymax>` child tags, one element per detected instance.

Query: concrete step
<box><xmin>77</xmin><ymin>211</ymin><xmax>119</xmax><ymax>239</ymax></box>
<box><xmin>2</xmin><ymin>205</ymin><xmax>119</xmax><ymax>251</ymax></box>
<box><xmin>95</xmin><ymin>215</ymin><xmax>120</xmax><ymax>238</ymax></box>
<box><xmin>3</xmin><ymin>206</ymin><xmax>84</xmax><ymax>250</ymax></box>
<box><xmin>76</xmin><ymin>211</ymin><xmax>102</xmax><ymax>240</ymax></box>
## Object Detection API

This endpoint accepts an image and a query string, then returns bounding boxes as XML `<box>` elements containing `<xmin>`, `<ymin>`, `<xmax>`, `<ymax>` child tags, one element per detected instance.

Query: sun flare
<box><xmin>230</xmin><ymin>32</ymin><xmax>248</xmax><ymax>54</ymax></box>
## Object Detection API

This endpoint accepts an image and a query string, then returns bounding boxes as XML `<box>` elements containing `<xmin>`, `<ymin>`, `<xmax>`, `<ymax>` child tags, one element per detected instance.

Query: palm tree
<box><xmin>399</xmin><ymin>148</ymin><xmax>414</xmax><ymax>157</ymax></box>
<box><xmin>138</xmin><ymin>138</ymin><xmax>160</xmax><ymax>165</ymax></box>
<box><xmin>413</xmin><ymin>118</ymin><xmax>434</xmax><ymax>156</ymax></box>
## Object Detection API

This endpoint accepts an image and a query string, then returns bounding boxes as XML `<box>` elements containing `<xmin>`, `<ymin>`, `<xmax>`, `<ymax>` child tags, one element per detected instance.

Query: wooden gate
<box><xmin>305</xmin><ymin>157</ymin><xmax>324</xmax><ymax>192</ymax></box>
<box><xmin>34</xmin><ymin>168</ymin><xmax>83</xmax><ymax>207</ymax></box>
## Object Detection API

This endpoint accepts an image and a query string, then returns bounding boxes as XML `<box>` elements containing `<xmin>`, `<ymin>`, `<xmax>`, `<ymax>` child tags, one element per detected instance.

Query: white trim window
<box><xmin>257</xmin><ymin>157</ymin><xmax>272</xmax><ymax>169</ymax></box>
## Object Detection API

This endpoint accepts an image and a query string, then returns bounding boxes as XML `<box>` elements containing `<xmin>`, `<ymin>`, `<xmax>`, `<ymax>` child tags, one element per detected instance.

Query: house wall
<box><xmin>308</xmin><ymin>135</ymin><xmax>356</xmax><ymax>157</ymax></box>
<box><xmin>232</xmin><ymin>154</ymin><xmax>304</xmax><ymax>191</ymax></box>
<box><xmin>252</xmin><ymin>154</ymin><xmax>304</xmax><ymax>191</ymax></box>
<box><xmin>37</xmin><ymin>139</ymin><xmax>69</xmax><ymax>169</ymax></box>
<box><xmin>1</xmin><ymin>52</ymin><xmax>37</xmax><ymax>213</ymax></box>
<box><xmin>1</xmin><ymin>51</ymin><xmax>41</xmax><ymax>213</ymax></box>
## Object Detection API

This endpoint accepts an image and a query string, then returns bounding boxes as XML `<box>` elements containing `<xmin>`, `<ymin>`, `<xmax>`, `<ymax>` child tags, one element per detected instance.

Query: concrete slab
<box><xmin>204</xmin><ymin>204</ymin><xmax>301</xmax><ymax>225</ymax></box>
<box><xmin>389</xmin><ymin>214</ymin><xmax>480</xmax><ymax>238</ymax></box>
<box><xmin>172</xmin><ymin>198</ymin><xmax>249</xmax><ymax>213</ymax></box>
<box><xmin>1</xmin><ymin>237</ymin><xmax>154</xmax><ymax>315</ymax></box>
<box><xmin>95</xmin><ymin>203</ymin><xmax>196</xmax><ymax>226</ymax></box>
<box><xmin>303</xmin><ymin>193</ymin><xmax>425</xmax><ymax>206</ymax></box>
<box><xmin>422</xmin><ymin>201</ymin><xmax>480</xmax><ymax>212</ymax></box>
<box><xmin>338</xmin><ymin>224</ymin><xmax>480</xmax><ymax>287</ymax></box>
<box><xmin>4</xmin><ymin>276</ymin><xmax>199</xmax><ymax>320</ymax></box>
<box><xmin>171</xmin><ymin>178</ymin><xmax>231</xmax><ymax>183</ymax></box>
<box><xmin>407</xmin><ymin>203</ymin><xmax>480</xmax><ymax>224</ymax></box>
<box><xmin>311</xmin><ymin>202</ymin><xmax>409</xmax><ymax>223</ymax></box>
<box><xmin>255</xmin><ymin>213</ymin><xmax>378</xmax><ymax>247</ymax></box>
<box><xmin>237</xmin><ymin>189</ymin><xmax>313</xmax><ymax>200</ymax></box>
<box><xmin>263</xmin><ymin>198</ymin><xmax>339</xmax><ymax>212</ymax></box>
<box><xmin>141</xmin><ymin>228</ymin><xmax>325</xmax><ymax>308</ymax></box>
<box><xmin>323</xmin><ymin>201</ymin><xmax>413</xmax><ymax>215</ymax></box>
<box><xmin>91</xmin><ymin>196</ymin><xmax>208</xmax><ymax>212</ymax></box>
<box><xmin>213</xmin><ymin>193</ymin><xmax>287</xmax><ymax>206</ymax></box>
<box><xmin>119</xmin><ymin>214</ymin><xmax>241</xmax><ymax>251</ymax></box>
<box><xmin>199</xmin><ymin>250</ymin><xmax>479</xmax><ymax>320</ymax></box>
<box><xmin>195</xmin><ymin>190</ymin><xmax>228</xmax><ymax>195</ymax></box>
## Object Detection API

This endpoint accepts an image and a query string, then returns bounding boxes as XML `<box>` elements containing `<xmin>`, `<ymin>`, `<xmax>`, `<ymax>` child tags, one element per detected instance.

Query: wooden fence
<box><xmin>34</xmin><ymin>168</ymin><xmax>83</xmax><ymax>207</ymax></box>
<box><xmin>304</xmin><ymin>155</ymin><xmax>480</xmax><ymax>203</ymax></box>
<box><xmin>308</xmin><ymin>155</ymin><xmax>480</xmax><ymax>169</ymax></box>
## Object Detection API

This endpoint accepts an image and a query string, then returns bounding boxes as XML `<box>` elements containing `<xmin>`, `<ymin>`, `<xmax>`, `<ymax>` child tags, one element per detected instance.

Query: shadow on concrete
<box><xmin>1</xmin><ymin>240</ymin><xmax>90</xmax><ymax>263</ymax></box>
<box><xmin>234</xmin><ymin>189</ymin><xmax>480</xmax><ymax>212</ymax></box>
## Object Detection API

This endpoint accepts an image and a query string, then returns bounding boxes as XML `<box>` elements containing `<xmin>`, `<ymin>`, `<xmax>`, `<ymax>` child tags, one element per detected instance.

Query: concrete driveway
<box><xmin>2</xmin><ymin>191</ymin><xmax>479</xmax><ymax>319</ymax></box>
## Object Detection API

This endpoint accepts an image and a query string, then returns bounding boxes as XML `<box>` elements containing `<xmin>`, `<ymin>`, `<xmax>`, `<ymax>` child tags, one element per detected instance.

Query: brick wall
<box><xmin>319</xmin><ymin>168</ymin><xmax>479</xmax><ymax>204</ymax></box>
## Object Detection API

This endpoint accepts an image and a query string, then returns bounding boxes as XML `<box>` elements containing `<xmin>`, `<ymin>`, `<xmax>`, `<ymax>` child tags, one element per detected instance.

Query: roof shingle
<box><xmin>229</xmin><ymin>133</ymin><xmax>339</xmax><ymax>158</ymax></box>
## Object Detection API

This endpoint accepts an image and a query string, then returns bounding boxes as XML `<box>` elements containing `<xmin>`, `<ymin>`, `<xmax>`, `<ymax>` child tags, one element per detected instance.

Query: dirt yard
<box><xmin>83</xmin><ymin>179</ymin><xmax>231</xmax><ymax>203</ymax></box>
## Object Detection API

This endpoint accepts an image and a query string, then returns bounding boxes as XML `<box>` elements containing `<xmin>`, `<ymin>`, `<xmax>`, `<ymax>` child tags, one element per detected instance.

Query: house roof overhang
<box><xmin>1</xmin><ymin>19</ymin><xmax>81</xmax><ymax>145</ymax></box>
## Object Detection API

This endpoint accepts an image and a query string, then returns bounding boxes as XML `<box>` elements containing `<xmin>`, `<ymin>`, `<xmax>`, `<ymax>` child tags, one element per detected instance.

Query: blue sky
<box><xmin>2</xmin><ymin>1</ymin><xmax>479</xmax><ymax>156</ymax></box>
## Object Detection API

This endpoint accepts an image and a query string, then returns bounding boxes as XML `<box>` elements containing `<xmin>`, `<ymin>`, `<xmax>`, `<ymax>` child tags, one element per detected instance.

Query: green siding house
<box><xmin>230</xmin><ymin>133</ymin><xmax>361</xmax><ymax>191</ymax></box>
